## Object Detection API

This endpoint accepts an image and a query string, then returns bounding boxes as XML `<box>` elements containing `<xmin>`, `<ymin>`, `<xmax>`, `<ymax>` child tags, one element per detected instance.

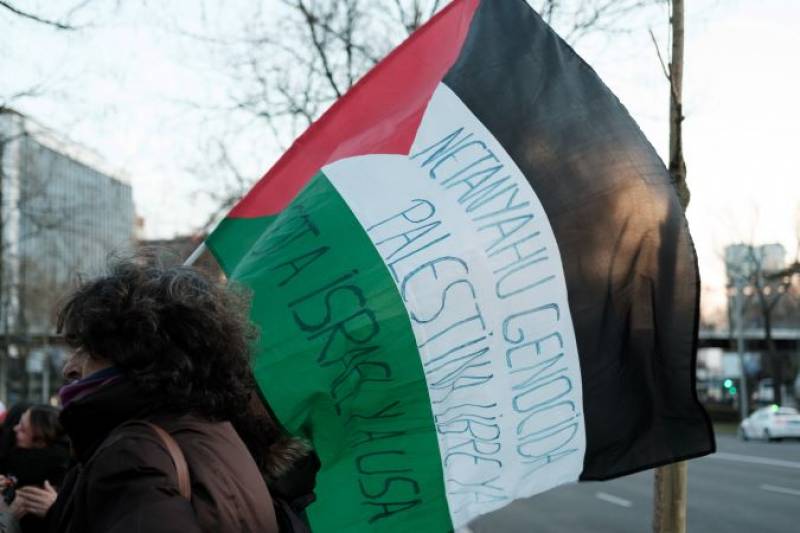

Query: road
<box><xmin>468</xmin><ymin>434</ymin><xmax>800</xmax><ymax>533</ymax></box>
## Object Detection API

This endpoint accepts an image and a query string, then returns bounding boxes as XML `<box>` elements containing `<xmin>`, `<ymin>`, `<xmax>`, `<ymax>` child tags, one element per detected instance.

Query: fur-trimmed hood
<box><xmin>263</xmin><ymin>435</ymin><xmax>314</xmax><ymax>482</ymax></box>
<box><xmin>264</xmin><ymin>435</ymin><xmax>320</xmax><ymax>505</ymax></box>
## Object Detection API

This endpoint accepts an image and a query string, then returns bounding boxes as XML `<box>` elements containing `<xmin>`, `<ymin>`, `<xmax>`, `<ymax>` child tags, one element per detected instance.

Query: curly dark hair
<box><xmin>56</xmin><ymin>258</ymin><xmax>258</xmax><ymax>421</ymax></box>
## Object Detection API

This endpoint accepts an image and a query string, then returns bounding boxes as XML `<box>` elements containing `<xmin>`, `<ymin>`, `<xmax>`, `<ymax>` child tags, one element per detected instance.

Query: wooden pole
<box><xmin>654</xmin><ymin>1</ymin><xmax>689</xmax><ymax>532</ymax></box>
<box><xmin>668</xmin><ymin>0</ymin><xmax>688</xmax><ymax>209</ymax></box>
<box><xmin>654</xmin><ymin>461</ymin><xmax>688</xmax><ymax>533</ymax></box>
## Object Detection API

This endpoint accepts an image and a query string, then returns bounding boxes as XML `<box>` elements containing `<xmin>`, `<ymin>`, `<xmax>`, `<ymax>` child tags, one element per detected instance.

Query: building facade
<box><xmin>725</xmin><ymin>243</ymin><xmax>787</xmax><ymax>280</ymax></box>
<box><xmin>1</xmin><ymin>110</ymin><xmax>136</xmax><ymax>401</ymax></box>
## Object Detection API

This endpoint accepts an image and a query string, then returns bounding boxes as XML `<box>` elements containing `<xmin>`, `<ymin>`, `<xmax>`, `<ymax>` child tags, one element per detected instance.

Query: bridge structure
<box><xmin>698</xmin><ymin>327</ymin><xmax>800</xmax><ymax>351</ymax></box>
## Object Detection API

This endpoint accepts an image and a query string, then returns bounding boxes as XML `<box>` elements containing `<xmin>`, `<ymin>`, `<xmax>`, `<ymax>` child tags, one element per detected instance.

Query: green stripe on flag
<box><xmin>212</xmin><ymin>173</ymin><xmax>453</xmax><ymax>532</ymax></box>
<box><xmin>207</xmin><ymin>215</ymin><xmax>277</xmax><ymax>275</ymax></box>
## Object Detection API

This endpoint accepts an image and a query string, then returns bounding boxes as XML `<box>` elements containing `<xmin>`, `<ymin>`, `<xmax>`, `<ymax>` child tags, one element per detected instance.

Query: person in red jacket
<box><xmin>44</xmin><ymin>258</ymin><xmax>290</xmax><ymax>533</ymax></box>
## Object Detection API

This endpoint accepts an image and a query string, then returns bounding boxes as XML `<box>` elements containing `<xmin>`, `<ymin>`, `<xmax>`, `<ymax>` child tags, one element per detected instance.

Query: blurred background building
<box><xmin>0</xmin><ymin>109</ymin><xmax>135</xmax><ymax>404</ymax></box>
<box><xmin>724</xmin><ymin>243</ymin><xmax>787</xmax><ymax>279</ymax></box>
<box><xmin>697</xmin><ymin>242</ymin><xmax>800</xmax><ymax>420</ymax></box>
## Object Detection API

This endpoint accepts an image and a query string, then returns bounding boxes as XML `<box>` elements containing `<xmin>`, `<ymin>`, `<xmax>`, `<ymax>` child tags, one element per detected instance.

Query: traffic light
<box><xmin>723</xmin><ymin>379</ymin><xmax>737</xmax><ymax>396</ymax></box>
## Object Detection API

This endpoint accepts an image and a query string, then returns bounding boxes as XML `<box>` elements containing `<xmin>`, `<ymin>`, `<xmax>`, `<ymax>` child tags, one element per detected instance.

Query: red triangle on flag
<box><xmin>230</xmin><ymin>0</ymin><xmax>480</xmax><ymax>218</ymax></box>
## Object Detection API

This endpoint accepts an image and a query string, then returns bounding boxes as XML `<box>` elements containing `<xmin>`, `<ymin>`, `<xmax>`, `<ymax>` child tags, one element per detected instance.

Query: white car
<box><xmin>739</xmin><ymin>406</ymin><xmax>800</xmax><ymax>441</ymax></box>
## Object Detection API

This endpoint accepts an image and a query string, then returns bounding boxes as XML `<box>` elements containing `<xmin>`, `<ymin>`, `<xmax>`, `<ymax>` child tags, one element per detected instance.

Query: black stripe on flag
<box><xmin>443</xmin><ymin>0</ymin><xmax>714</xmax><ymax>480</ymax></box>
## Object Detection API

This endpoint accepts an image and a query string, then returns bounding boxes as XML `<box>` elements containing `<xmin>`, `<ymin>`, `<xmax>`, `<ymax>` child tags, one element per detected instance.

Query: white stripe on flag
<box><xmin>325</xmin><ymin>83</ymin><xmax>586</xmax><ymax>528</ymax></box>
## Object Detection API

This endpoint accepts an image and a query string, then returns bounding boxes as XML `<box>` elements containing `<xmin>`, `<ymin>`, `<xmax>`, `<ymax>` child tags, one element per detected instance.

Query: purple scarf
<box><xmin>59</xmin><ymin>367</ymin><xmax>124</xmax><ymax>407</ymax></box>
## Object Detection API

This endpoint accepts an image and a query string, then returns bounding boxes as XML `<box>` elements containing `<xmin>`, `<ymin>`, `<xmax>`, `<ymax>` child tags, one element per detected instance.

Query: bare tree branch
<box><xmin>0</xmin><ymin>85</ymin><xmax>48</xmax><ymax>113</ymax></box>
<box><xmin>189</xmin><ymin>0</ymin><xmax>663</xmax><ymax>235</ymax></box>
<box><xmin>0</xmin><ymin>0</ymin><xmax>83</xmax><ymax>30</ymax></box>
<box><xmin>533</xmin><ymin>0</ymin><xmax>662</xmax><ymax>43</ymax></box>
<box><xmin>766</xmin><ymin>261</ymin><xmax>800</xmax><ymax>281</ymax></box>
<box><xmin>292</xmin><ymin>0</ymin><xmax>344</xmax><ymax>98</ymax></box>
<box><xmin>648</xmin><ymin>28</ymin><xmax>670</xmax><ymax>80</ymax></box>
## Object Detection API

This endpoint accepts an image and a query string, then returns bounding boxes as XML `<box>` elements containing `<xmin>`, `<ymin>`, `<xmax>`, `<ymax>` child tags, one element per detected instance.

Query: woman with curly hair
<box><xmin>43</xmin><ymin>259</ymin><xmax>311</xmax><ymax>533</ymax></box>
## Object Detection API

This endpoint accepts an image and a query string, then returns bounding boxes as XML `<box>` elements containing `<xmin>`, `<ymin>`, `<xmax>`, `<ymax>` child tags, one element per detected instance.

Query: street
<box><xmin>469</xmin><ymin>434</ymin><xmax>800</xmax><ymax>532</ymax></box>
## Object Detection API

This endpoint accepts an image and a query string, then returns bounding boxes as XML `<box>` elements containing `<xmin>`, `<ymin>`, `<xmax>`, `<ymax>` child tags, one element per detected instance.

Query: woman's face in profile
<box><xmin>62</xmin><ymin>348</ymin><xmax>110</xmax><ymax>383</ymax></box>
<box><xmin>62</xmin><ymin>348</ymin><xmax>89</xmax><ymax>383</ymax></box>
<box><xmin>14</xmin><ymin>410</ymin><xmax>35</xmax><ymax>449</ymax></box>
<box><xmin>61</xmin><ymin>348</ymin><xmax>111</xmax><ymax>384</ymax></box>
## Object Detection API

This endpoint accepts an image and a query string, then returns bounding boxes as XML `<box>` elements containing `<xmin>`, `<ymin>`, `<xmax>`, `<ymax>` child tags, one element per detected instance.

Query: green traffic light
<box><xmin>723</xmin><ymin>379</ymin><xmax>733</xmax><ymax>388</ymax></box>
<box><xmin>729</xmin><ymin>386</ymin><xmax>737</xmax><ymax>395</ymax></box>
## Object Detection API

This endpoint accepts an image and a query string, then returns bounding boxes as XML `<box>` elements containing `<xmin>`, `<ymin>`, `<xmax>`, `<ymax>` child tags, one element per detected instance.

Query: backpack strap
<box><xmin>141</xmin><ymin>421</ymin><xmax>192</xmax><ymax>501</ymax></box>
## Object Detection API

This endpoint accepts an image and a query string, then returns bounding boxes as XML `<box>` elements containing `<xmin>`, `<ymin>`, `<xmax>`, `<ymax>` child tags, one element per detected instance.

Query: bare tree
<box><xmin>226</xmin><ymin>0</ymin><xmax>663</xmax><ymax>146</ymax></box>
<box><xmin>0</xmin><ymin>0</ymin><xmax>95</xmax><ymax>30</ymax></box>
<box><xmin>0</xmin><ymin>0</ymin><xmax>113</xmax><ymax>115</ymax></box>
<box><xmin>749</xmin><ymin>249</ymin><xmax>794</xmax><ymax>406</ymax></box>
<box><xmin>724</xmin><ymin>208</ymin><xmax>800</xmax><ymax>408</ymax></box>
<box><xmin>191</xmin><ymin>140</ymin><xmax>255</xmax><ymax>234</ymax></box>
<box><xmin>189</xmin><ymin>0</ymin><xmax>663</xmax><ymax>229</ymax></box>
<box><xmin>723</xmin><ymin>244</ymin><xmax>797</xmax><ymax>407</ymax></box>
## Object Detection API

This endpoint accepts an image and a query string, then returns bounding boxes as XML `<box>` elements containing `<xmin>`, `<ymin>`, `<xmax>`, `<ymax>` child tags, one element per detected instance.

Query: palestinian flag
<box><xmin>207</xmin><ymin>0</ymin><xmax>715</xmax><ymax>530</ymax></box>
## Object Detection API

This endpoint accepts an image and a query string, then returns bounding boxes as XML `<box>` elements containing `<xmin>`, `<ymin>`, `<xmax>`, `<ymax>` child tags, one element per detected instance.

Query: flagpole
<box><xmin>183</xmin><ymin>242</ymin><xmax>207</xmax><ymax>267</ymax></box>
<box><xmin>183</xmin><ymin>208</ymin><xmax>226</xmax><ymax>268</ymax></box>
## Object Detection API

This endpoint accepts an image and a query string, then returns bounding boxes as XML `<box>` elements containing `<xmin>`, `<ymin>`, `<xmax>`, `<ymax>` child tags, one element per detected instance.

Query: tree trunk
<box><xmin>668</xmin><ymin>0</ymin><xmax>688</xmax><ymax>209</ymax></box>
<box><xmin>654</xmin><ymin>462</ymin><xmax>688</xmax><ymax>533</ymax></box>
<box><xmin>755</xmin><ymin>267</ymin><xmax>784</xmax><ymax>406</ymax></box>
<box><xmin>763</xmin><ymin>311</ymin><xmax>783</xmax><ymax>406</ymax></box>
<box><xmin>654</xmin><ymin>1</ymin><xmax>688</xmax><ymax>532</ymax></box>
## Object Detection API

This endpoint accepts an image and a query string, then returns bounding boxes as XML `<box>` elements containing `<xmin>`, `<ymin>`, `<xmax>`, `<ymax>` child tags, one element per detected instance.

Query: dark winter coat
<box><xmin>0</xmin><ymin>443</ymin><xmax>71</xmax><ymax>489</ymax></box>
<box><xmin>46</xmin><ymin>379</ymin><xmax>279</xmax><ymax>533</ymax></box>
<box><xmin>1</xmin><ymin>444</ymin><xmax>71</xmax><ymax>533</ymax></box>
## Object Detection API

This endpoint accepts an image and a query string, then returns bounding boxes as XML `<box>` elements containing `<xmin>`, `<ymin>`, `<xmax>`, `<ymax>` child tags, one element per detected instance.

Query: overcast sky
<box><xmin>3</xmin><ymin>0</ymin><xmax>798</xmax><ymax>317</ymax></box>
